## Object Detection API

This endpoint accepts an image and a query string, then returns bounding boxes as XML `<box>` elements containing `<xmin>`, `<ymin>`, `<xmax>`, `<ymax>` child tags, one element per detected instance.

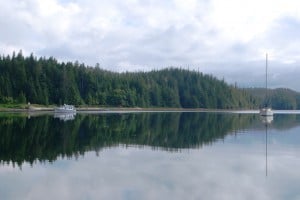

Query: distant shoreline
<box><xmin>0</xmin><ymin>106</ymin><xmax>259</xmax><ymax>114</ymax></box>
<box><xmin>2</xmin><ymin>106</ymin><xmax>300</xmax><ymax>114</ymax></box>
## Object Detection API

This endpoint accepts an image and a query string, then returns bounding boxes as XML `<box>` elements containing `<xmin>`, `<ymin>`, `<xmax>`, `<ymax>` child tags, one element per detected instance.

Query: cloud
<box><xmin>1</xmin><ymin>0</ymin><xmax>300</xmax><ymax>90</ymax></box>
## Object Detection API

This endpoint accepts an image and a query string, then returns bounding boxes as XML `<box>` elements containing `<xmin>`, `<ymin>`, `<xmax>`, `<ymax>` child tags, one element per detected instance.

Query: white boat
<box><xmin>260</xmin><ymin>54</ymin><xmax>273</xmax><ymax>117</ymax></box>
<box><xmin>260</xmin><ymin>107</ymin><xmax>273</xmax><ymax>116</ymax></box>
<box><xmin>55</xmin><ymin>104</ymin><xmax>76</xmax><ymax>113</ymax></box>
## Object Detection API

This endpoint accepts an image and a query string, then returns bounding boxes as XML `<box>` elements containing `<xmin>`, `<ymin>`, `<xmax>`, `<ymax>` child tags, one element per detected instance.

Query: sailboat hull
<box><xmin>260</xmin><ymin>108</ymin><xmax>273</xmax><ymax>116</ymax></box>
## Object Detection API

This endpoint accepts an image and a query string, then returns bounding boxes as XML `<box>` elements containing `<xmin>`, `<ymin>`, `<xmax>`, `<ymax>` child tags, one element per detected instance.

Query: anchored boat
<box><xmin>55</xmin><ymin>104</ymin><xmax>76</xmax><ymax>113</ymax></box>
<box><xmin>260</xmin><ymin>54</ymin><xmax>273</xmax><ymax>116</ymax></box>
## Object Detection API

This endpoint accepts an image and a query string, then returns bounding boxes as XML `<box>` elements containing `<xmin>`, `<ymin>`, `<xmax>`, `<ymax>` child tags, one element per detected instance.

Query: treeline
<box><xmin>0</xmin><ymin>51</ymin><xmax>257</xmax><ymax>108</ymax></box>
<box><xmin>246</xmin><ymin>88</ymin><xmax>300</xmax><ymax>110</ymax></box>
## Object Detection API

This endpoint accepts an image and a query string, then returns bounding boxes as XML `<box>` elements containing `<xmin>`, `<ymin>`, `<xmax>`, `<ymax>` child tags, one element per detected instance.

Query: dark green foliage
<box><xmin>246</xmin><ymin>88</ymin><xmax>300</xmax><ymax>110</ymax></box>
<box><xmin>0</xmin><ymin>51</ymin><xmax>256</xmax><ymax>108</ymax></box>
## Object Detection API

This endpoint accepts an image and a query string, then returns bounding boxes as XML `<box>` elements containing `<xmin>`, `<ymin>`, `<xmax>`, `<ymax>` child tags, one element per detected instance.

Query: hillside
<box><xmin>0</xmin><ymin>51</ymin><xmax>257</xmax><ymax>109</ymax></box>
<box><xmin>245</xmin><ymin>88</ymin><xmax>300</xmax><ymax>109</ymax></box>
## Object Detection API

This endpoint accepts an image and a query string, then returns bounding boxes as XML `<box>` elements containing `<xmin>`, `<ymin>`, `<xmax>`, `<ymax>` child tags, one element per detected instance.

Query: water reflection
<box><xmin>261</xmin><ymin>115</ymin><xmax>273</xmax><ymax>124</ymax></box>
<box><xmin>0</xmin><ymin>112</ymin><xmax>300</xmax><ymax>168</ymax></box>
<box><xmin>0</xmin><ymin>112</ymin><xmax>259</xmax><ymax>166</ymax></box>
<box><xmin>1</xmin><ymin>112</ymin><xmax>300</xmax><ymax>199</ymax></box>
<box><xmin>261</xmin><ymin>115</ymin><xmax>272</xmax><ymax>177</ymax></box>
<box><xmin>53</xmin><ymin>113</ymin><xmax>76</xmax><ymax>121</ymax></box>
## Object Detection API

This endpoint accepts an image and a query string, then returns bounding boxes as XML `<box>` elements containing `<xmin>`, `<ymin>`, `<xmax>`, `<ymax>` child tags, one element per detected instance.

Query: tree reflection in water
<box><xmin>1</xmin><ymin>112</ymin><xmax>293</xmax><ymax>167</ymax></box>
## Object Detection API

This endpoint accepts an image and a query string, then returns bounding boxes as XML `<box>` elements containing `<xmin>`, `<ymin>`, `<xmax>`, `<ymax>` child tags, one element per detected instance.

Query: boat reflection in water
<box><xmin>261</xmin><ymin>115</ymin><xmax>273</xmax><ymax>124</ymax></box>
<box><xmin>261</xmin><ymin>114</ymin><xmax>273</xmax><ymax>177</ymax></box>
<box><xmin>54</xmin><ymin>112</ymin><xmax>76</xmax><ymax>121</ymax></box>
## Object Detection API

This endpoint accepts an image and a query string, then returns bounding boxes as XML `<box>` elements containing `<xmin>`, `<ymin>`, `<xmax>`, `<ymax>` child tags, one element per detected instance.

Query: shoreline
<box><xmin>0</xmin><ymin>106</ymin><xmax>259</xmax><ymax>113</ymax></box>
<box><xmin>1</xmin><ymin>106</ymin><xmax>300</xmax><ymax>114</ymax></box>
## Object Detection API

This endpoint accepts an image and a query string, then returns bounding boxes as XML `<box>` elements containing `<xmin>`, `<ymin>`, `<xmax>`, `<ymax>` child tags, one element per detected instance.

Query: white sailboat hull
<box><xmin>260</xmin><ymin>108</ymin><xmax>273</xmax><ymax>116</ymax></box>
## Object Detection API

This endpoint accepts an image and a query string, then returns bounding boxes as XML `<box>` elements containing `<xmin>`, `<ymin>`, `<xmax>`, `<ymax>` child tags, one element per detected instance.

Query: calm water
<box><xmin>1</xmin><ymin>112</ymin><xmax>300</xmax><ymax>200</ymax></box>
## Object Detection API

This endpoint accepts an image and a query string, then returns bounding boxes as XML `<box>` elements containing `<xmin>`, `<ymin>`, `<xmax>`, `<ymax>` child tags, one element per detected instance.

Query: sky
<box><xmin>1</xmin><ymin>0</ymin><xmax>300</xmax><ymax>90</ymax></box>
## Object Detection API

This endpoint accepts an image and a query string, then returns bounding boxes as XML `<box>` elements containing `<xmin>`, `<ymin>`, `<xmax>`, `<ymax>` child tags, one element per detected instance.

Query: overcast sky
<box><xmin>1</xmin><ymin>0</ymin><xmax>300</xmax><ymax>90</ymax></box>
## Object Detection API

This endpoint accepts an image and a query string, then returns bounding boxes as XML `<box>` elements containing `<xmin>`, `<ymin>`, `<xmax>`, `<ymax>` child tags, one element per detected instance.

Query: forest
<box><xmin>246</xmin><ymin>88</ymin><xmax>300</xmax><ymax>110</ymax></box>
<box><xmin>0</xmin><ymin>51</ymin><xmax>258</xmax><ymax>109</ymax></box>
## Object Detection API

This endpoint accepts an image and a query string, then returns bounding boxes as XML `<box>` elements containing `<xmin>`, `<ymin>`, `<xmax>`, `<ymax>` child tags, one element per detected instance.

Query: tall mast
<box><xmin>265</xmin><ymin>53</ymin><xmax>268</xmax><ymax>107</ymax></box>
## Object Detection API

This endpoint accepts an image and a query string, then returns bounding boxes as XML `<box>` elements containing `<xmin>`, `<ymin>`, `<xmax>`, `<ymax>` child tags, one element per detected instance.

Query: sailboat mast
<box><xmin>265</xmin><ymin>53</ymin><xmax>268</xmax><ymax>106</ymax></box>
<box><xmin>260</xmin><ymin>53</ymin><xmax>273</xmax><ymax>115</ymax></box>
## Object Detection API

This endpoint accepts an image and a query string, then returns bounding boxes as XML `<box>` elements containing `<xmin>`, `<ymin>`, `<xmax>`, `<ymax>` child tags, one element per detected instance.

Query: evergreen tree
<box><xmin>0</xmin><ymin>52</ymin><xmax>259</xmax><ymax>109</ymax></box>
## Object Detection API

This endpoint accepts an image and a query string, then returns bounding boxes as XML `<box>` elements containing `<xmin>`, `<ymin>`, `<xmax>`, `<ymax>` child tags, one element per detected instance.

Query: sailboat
<box><xmin>260</xmin><ymin>54</ymin><xmax>274</xmax><ymax>116</ymax></box>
